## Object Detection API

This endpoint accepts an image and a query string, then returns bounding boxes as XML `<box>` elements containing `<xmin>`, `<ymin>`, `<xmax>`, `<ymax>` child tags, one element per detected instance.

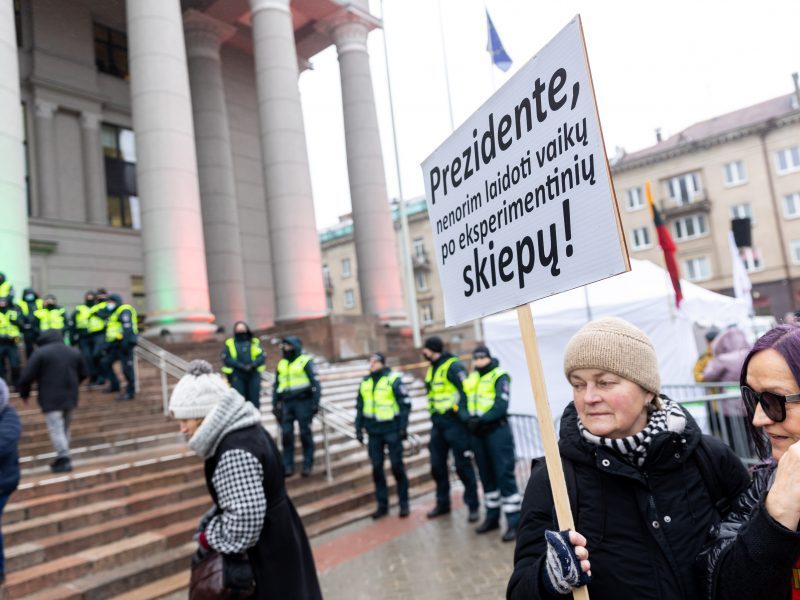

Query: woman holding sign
<box><xmin>507</xmin><ymin>318</ymin><xmax>748</xmax><ymax>600</ymax></box>
<box><xmin>700</xmin><ymin>323</ymin><xmax>800</xmax><ymax>599</ymax></box>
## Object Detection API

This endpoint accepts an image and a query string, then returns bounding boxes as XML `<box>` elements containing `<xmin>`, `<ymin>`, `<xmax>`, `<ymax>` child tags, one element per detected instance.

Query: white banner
<box><xmin>421</xmin><ymin>16</ymin><xmax>629</xmax><ymax>326</ymax></box>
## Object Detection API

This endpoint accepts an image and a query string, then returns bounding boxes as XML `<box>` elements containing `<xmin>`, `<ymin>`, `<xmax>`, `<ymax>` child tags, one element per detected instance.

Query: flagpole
<box><xmin>436</xmin><ymin>0</ymin><xmax>456</xmax><ymax>131</ymax></box>
<box><xmin>380</xmin><ymin>0</ymin><xmax>421</xmax><ymax>348</ymax></box>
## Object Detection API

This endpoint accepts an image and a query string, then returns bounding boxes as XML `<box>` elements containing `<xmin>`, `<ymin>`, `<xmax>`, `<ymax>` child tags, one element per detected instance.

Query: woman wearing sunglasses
<box><xmin>701</xmin><ymin>323</ymin><xmax>800</xmax><ymax>599</ymax></box>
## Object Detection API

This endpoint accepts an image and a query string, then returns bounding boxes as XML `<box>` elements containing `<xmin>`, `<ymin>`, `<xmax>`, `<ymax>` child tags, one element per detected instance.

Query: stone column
<box><xmin>79</xmin><ymin>111</ymin><xmax>107</xmax><ymax>226</ymax></box>
<box><xmin>184</xmin><ymin>9</ymin><xmax>249</xmax><ymax>332</ymax></box>
<box><xmin>33</xmin><ymin>98</ymin><xmax>59</xmax><ymax>219</ymax></box>
<box><xmin>126</xmin><ymin>0</ymin><xmax>215</xmax><ymax>335</ymax></box>
<box><xmin>329</xmin><ymin>9</ymin><xmax>406</xmax><ymax>321</ymax></box>
<box><xmin>249</xmin><ymin>0</ymin><xmax>327</xmax><ymax>322</ymax></box>
<box><xmin>0</xmin><ymin>1</ymin><xmax>30</xmax><ymax>289</ymax></box>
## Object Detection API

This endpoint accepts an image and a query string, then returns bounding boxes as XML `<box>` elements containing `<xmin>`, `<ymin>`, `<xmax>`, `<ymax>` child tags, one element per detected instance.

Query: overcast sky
<box><xmin>298</xmin><ymin>0</ymin><xmax>800</xmax><ymax>228</ymax></box>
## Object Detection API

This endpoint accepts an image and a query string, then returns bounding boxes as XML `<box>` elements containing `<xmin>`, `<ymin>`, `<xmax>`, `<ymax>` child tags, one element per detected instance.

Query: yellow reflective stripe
<box><xmin>277</xmin><ymin>354</ymin><xmax>312</xmax><ymax>393</ymax></box>
<box><xmin>0</xmin><ymin>310</ymin><xmax>19</xmax><ymax>338</ymax></box>
<box><xmin>361</xmin><ymin>373</ymin><xmax>400</xmax><ymax>421</ymax></box>
<box><xmin>427</xmin><ymin>357</ymin><xmax>459</xmax><ymax>414</ymax></box>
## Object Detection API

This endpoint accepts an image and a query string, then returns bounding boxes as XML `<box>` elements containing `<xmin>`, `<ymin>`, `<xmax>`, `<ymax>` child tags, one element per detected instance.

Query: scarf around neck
<box><xmin>189</xmin><ymin>390</ymin><xmax>263</xmax><ymax>459</ymax></box>
<box><xmin>578</xmin><ymin>398</ymin><xmax>687</xmax><ymax>467</ymax></box>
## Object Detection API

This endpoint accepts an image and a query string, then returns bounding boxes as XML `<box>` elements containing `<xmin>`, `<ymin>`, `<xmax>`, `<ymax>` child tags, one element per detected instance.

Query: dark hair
<box><xmin>739</xmin><ymin>323</ymin><xmax>800</xmax><ymax>460</ymax></box>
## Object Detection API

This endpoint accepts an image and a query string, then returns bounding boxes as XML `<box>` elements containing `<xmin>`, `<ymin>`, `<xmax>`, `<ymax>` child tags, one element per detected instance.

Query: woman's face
<box><xmin>746</xmin><ymin>349</ymin><xmax>800</xmax><ymax>461</ymax></box>
<box><xmin>179</xmin><ymin>418</ymin><xmax>203</xmax><ymax>440</ymax></box>
<box><xmin>570</xmin><ymin>369</ymin><xmax>654</xmax><ymax>439</ymax></box>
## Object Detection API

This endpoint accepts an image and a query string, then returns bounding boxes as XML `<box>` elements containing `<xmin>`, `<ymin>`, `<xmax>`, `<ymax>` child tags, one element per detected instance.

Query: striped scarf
<box><xmin>578</xmin><ymin>398</ymin><xmax>686</xmax><ymax>466</ymax></box>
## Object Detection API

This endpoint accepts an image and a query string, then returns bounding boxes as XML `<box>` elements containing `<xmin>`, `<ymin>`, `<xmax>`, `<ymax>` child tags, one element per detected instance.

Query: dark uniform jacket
<box><xmin>699</xmin><ymin>461</ymin><xmax>800</xmax><ymax>600</ymax></box>
<box><xmin>507</xmin><ymin>402</ymin><xmax>749</xmax><ymax>600</ymax></box>
<box><xmin>18</xmin><ymin>330</ymin><xmax>88</xmax><ymax>412</ymax></box>
<box><xmin>205</xmin><ymin>425</ymin><xmax>322</xmax><ymax>599</ymax></box>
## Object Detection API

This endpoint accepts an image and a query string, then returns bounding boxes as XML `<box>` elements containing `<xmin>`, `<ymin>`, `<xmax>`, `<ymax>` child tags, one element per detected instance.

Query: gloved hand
<box><xmin>312</xmin><ymin>403</ymin><xmax>319</xmax><ymax>416</ymax></box>
<box><xmin>542</xmin><ymin>529</ymin><xmax>592</xmax><ymax>595</ymax></box>
<box><xmin>191</xmin><ymin>545</ymin><xmax>212</xmax><ymax>567</ymax></box>
<box><xmin>356</xmin><ymin>430</ymin><xmax>364</xmax><ymax>445</ymax></box>
<box><xmin>467</xmin><ymin>417</ymin><xmax>481</xmax><ymax>435</ymax></box>
<box><xmin>272</xmin><ymin>401</ymin><xmax>283</xmax><ymax>422</ymax></box>
<box><xmin>400</xmin><ymin>430</ymin><xmax>408</xmax><ymax>441</ymax></box>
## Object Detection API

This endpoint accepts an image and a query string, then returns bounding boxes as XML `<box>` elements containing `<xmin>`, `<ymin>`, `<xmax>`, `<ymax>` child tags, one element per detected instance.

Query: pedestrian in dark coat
<box><xmin>17</xmin><ymin>329</ymin><xmax>87</xmax><ymax>472</ymax></box>
<box><xmin>169</xmin><ymin>360</ymin><xmax>322</xmax><ymax>600</ymax></box>
<box><xmin>0</xmin><ymin>378</ymin><xmax>21</xmax><ymax>584</ymax></box>
<box><xmin>699</xmin><ymin>323</ymin><xmax>800</xmax><ymax>599</ymax></box>
<box><xmin>507</xmin><ymin>317</ymin><xmax>749</xmax><ymax>600</ymax></box>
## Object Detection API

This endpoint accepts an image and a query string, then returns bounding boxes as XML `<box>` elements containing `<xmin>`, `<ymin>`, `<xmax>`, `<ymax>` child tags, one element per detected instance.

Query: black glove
<box><xmin>272</xmin><ymin>402</ymin><xmax>283</xmax><ymax>422</ymax></box>
<box><xmin>312</xmin><ymin>403</ymin><xmax>319</xmax><ymax>416</ymax></box>
<box><xmin>400</xmin><ymin>430</ymin><xmax>408</xmax><ymax>441</ymax></box>
<box><xmin>191</xmin><ymin>545</ymin><xmax>212</xmax><ymax>567</ymax></box>
<box><xmin>356</xmin><ymin>431</ymin><xmax>364</xmax><ymax>445</ymax></box>
<box><xmin>467</xmin><ymin>417</ymin><xmax>481</xmax><ymax>435</ymax></box>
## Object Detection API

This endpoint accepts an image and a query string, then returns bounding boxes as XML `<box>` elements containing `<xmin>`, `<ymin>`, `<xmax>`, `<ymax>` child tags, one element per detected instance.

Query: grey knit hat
<box><xmin>168</xmin><ymin>360</ymin><xmax>230</xmax><ymax>419</ymax></box>
<box><xmin>563</xmin><ymin>317</ymin><xmax>660</xmax><ymax>394</ymax></box>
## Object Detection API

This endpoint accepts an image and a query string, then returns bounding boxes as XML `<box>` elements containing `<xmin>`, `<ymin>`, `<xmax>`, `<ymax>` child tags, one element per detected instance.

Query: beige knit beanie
<box><xmin>563</xmin><ymin>317</ymin><xmax>660</xmax><ymax>394</ymax></box>
<box><xmin>168</xmin><ymin>360</ymin><xmax>230</xmax><ymax>419</ymax></box>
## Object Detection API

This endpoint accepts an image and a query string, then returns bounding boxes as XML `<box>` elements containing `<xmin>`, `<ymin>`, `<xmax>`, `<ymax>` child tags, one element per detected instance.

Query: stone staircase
<box><xmin>2</xmin><ymin>341</ymin><xmax>437</xmax><ymax>599</ymax></box>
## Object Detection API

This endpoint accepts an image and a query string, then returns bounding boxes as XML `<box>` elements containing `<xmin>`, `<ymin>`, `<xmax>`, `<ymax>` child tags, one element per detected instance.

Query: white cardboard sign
<box><xmin>421</xmin><ymin>16</ymin><xmax>629</xmax><ymax>326</ymax></box>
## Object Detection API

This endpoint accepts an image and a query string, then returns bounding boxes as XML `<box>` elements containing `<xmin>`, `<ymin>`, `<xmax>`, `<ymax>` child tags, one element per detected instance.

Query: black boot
<box><xmin>467</xmin><ymin>507</ymin><xmax>481</xmax><ymax>523</ymax></box>
<box><xmin>502</xmin><ymin>527</ymin><xmax>518</xmax><ymax>542</ymax></box>
<box><xmin>371</xmin><ymin>507</ymin><xmax>388</xmax><ymax>520</ymax></box>
<box><xmin>475</xmin><ymin>518</ymin><xmax>500</xmax><ymax>534</ymax></box>
<box><xmin>426</xmin><ymin>505</ymin><xmax>451</xmax><ymax>519</ymax></box>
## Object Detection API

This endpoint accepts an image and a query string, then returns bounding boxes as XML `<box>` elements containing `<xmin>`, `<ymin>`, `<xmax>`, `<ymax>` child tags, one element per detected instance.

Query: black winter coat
<box><xmin>205</xmin><ymin>425</ymin><xmax>322</xmax><ymax>599</ymax></box>
<box><xmin>18</xmin><ymin>330</ymin><xmax>87</xmax><ymax>412</ymax></box>
<box><xmin>699</xmin><ymin>462</ymin><xmax>800</xmax><ymax>599</ymax></box>
<box><xmin>0</xmin><ymin>405</ymin><xmax>21</xmax><ymax>495</ymax></box>
<box><xmin>507</xmin><ymin>402</ymin><xmax>749</xmax><ymax>600</ymax></box>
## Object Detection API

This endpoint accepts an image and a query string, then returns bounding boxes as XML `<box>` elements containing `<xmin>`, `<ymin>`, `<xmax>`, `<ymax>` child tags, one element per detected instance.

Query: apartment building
<box><xmin>612</xmin><ymin>88</ymin><xmax>800</xmax><ymax>317</ymax></box>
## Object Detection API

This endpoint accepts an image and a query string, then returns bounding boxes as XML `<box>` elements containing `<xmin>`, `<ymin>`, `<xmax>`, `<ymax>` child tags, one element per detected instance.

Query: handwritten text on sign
<box><xmin>421</xmin><ymin>17</ymin><xmax>628</xmax><ymax>326</ymax></box>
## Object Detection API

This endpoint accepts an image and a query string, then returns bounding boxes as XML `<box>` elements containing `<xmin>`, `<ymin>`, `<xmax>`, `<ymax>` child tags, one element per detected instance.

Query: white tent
<box><xmin>481</xmin><ymin>259</ymin><xmax>750</xmax><ymax>419</ymax></box>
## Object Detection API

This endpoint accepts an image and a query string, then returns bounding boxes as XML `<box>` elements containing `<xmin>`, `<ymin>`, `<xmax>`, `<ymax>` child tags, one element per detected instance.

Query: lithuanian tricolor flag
<box><xmin>646</xmin><ymin>181</ymin><xmax>683</xmax><ymax>307</ymax></box>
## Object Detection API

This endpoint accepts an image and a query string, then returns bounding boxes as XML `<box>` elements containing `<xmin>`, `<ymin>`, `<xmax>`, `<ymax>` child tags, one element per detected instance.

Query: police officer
<box><xmin>16</xmin><ymin>288</ymin><xmax>43</xmax><ymax>358</ymax></box>
<box><xmin>40</xmin><ymin>295</ymin><xmax>66</xmax><ymax>335</ymax></box>
<box><xmin>0</xmin><ymin>296</ymin><xmax>21</xmax><ymax>387</ymax></box>
<box><xmin>355</xmin><ymin>352</ymin><xmax>411</xmax><ymax>519</ymax></box>
<box><xmin>272</xmin><ymin>336</ymin><xmax>320</xmax><ymax>477</ymax></box>
<box><xmin>422</xmin><ymin>336</ymin><xmax>480</xmax><ymax>522</ymax></box>
<box><xmin>100</xmin><ymin>294</ymin><xmax>138</xmax><ymax>400</ymax></box>
<box><xmin>464</xmin><ymin>345</ymin><xmax>521</xmax><ymax>542</ymax></box>
<box><xmin>221</xmin><ymin>321</ymin><xmax>266</xmax><ymax>408</ymax></box>
<box><xmin>0</xmin><ymin>273</ymin><xmax>14</xmax><ymax>301</ymax></box>
<box><xmin>87</xmin><ymin>289</ymin><xmax>109</xmax><ymax>385</ymax></box>
<box><xmin>70</xmin><ymin>291</ymin><xmax>98</xmax><ymax>382</ymax></box>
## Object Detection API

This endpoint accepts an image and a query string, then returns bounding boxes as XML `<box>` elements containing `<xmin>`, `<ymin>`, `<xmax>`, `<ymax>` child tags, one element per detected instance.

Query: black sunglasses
<box><xmin>741</xmin><ymin>385</ymin><xmax>800</xmax><ymax>423</ymax></box>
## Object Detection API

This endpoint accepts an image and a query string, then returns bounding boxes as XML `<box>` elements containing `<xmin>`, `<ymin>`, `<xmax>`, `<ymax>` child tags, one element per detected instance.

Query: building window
<box><xmin>421</xmin><ymin>303</ymin><xmax>433</xmax><ymax>325</ymax></box>
<box><xmin>684</xmin><ymin>257</ymin><xmax>711</xmax><ymax>282</ymax></box>
<box><xmin>783</xmin><ymin>192</ymin><xmax>800</xmax><ymax>219</ymax></box>
<box><xmin>341</xmin><ymin>257</ymin><xmax>352</xmax><ymax>278</ymax></box>
<box><xmin>344</xmin><ymin>289</ymin><xmax>355</xmax><ymax>309</ymax></box>
<box><xmin>775</xmin><ymin>146</ymin><xmax>800</xmax><ymax>175</ymax></box>
<box><xmin>723</xmin><ymin>160</ymin><xmax>747</xmax><ymax>186</ymax></box>
<box><xmin>666</xmin><ymin>172</ymin><xmax>701</xmax><ymax>205</ymax></box>
<box><xmin>413</xmin><ymin>237</ymin><xmax>426</xmax><ymax>258</ymax></box>
<box><xmin>94</xmin><ymin>23</ymin><xmax>129</xmax><ymax>79</ymax></box>
<box><xmin>415</xmin><ymin>271</ymin><xmax>428</xmax><ymax>291</ymax></box>
<box><xmin>625</xmin><ymin>187</ymin><xmax>644</xmax><ymax>211</ymax></box>
<box><xmin>102</xmin><ymin>124</ymin><xmax>139</xmax><ymax>229</ymax></box>
<box><xmin>791</xmin><ymin>240</ymin><xmax>800</xmax><ymax>265</ymax></box>
<box><xmin>630</xmin><ymin>226</ymin><xmax>651</xmax><ymax>250</ymax></box>
<box><xmin>672</xmin><ymin>214</ymin><xmax>708</xmax><ymax>241</ymax></box>
<box><xmin>739</xmin><ymin>248</ymin><xmax>763</xmax><ymax>273</ymax></box>
<box><xmin>730</xmin><ymin>202</ymin><xmax>753</xmax><ymax>222</ymax></box>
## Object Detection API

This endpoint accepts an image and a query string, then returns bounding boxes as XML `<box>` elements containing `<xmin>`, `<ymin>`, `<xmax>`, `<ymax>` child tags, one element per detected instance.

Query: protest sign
<box><xmin>422</xmin><ymin>15</ymin><xmax>628</xmax><ymax>327</ymax></box>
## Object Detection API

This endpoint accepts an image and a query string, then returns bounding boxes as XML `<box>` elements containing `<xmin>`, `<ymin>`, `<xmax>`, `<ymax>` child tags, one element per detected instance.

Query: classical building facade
<box><xmin>320</xmin><ymin>199</ymin><xmax>481</xmax><ymax>349</ymax></box>
<box><xmin>612</xmin><ymin>88</ymin><xmax>800</xmax><ymax>318</ymax></box>
<box><xmin>0</xmin><ymin>0</ymin><xmax>406</xmax><ymax>334</ymax></box>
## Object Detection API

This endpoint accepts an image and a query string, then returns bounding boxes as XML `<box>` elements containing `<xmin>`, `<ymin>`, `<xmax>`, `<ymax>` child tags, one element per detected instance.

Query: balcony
<box><xmin>411</xmin><ymin>251</ymin><xmax>431</xmax><ymax>270</ymax></box>
<box><xmin>660</xmin><ymin>191</ymin><xmax>711</xmax><ymax>219</ymax></box>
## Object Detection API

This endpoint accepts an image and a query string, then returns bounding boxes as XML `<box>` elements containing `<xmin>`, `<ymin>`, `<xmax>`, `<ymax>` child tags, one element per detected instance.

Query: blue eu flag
<box><xmin>486</xmin><ymin>10</ymin><xmax>512</xmax><ymax>72</ymax></box>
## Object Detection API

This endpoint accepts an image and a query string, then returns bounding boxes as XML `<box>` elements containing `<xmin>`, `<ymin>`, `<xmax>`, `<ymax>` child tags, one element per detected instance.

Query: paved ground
<box><xmin>315</xmin><ymin>492</ymin><xmax>515</xmax><ymax>599</ymax></box>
